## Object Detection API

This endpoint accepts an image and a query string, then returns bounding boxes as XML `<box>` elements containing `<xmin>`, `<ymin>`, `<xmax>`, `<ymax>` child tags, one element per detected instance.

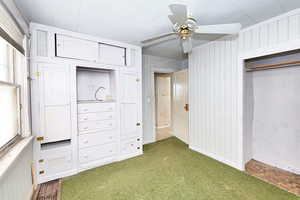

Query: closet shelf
<box><xmin>247</xmin><ymin>59</ymin><xmax>300</xmax><ymax>71</ymax></box>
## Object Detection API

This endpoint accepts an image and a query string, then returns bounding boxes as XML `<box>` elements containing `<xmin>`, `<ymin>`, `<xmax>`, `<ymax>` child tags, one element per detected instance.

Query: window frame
<box><xmin>0</xmin><ymin>44</ymin><xmax>23</xmax><ymax>157</ymax></box>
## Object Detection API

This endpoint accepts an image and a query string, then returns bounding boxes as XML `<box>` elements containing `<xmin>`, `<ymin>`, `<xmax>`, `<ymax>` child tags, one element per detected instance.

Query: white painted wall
<box><xmin>251</xmin><ymin>67</ymin><xmax>300</xmax><ymax>174</ymax></box>
<box><xmin>189</xmin><ymin>8</ymin><xmax>300</xmax><ymax>171</ymax></box>
<box><xmin>155</xmin><ymin>75</ymin><xmax>171</xmax><ymax>128</ymax></box>
<box><xmin>0</xmin><ymin>140</ymin><xmax>33</xmax><ymax>200</ymax></box>
<box><xmin>142</xmin><ymin>54</ymin><xmax>186</xmax><ymax>144</ymax></box>
<box><xmin>189</xmin><ymin>36</ymin><xmax>243</xmax><ymax>169</ymax></box>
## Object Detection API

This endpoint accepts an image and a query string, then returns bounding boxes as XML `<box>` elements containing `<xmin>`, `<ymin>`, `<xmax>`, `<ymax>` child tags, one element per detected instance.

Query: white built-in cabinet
<box><xmin>99</xmin><ymin>43</ymin><xmax>126</xmax><ymax>66</ymax></box>
<box><xmin>120</xmin><ymin>72</ymin><xmax>140</xmax><ymax>138</ymax></box>
<box><xmin>55</xmin><ymin>34</ymin><xmax>98</xmax><ymax>62</ymax></box>
<box><xmin>37</xmin><ymin>63</ymin><xmax>72</xmax><ymax>144</ymax></box>
<box><xmin>30</xmin><ymin>23</ymin><xmax>142</xmax><ymax>183</ymax></box>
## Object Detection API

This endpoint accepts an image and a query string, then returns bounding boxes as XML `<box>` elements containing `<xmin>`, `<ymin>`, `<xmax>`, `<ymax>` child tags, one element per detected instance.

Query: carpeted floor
<box><xmin>62</xmin><ymin>137</ymin><xmax>299</xmax><ymax>200</ymax></box>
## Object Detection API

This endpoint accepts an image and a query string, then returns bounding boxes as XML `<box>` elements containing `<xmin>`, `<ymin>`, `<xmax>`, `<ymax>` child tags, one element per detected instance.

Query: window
<box><xmin>0</xmin><ymin>36</ymin><xmax>22</xmax><ymax>150</ymax></box>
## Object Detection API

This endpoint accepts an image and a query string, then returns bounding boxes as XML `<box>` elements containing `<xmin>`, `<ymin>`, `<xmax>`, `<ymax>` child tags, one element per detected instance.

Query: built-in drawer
<box><xmin>78</xmin><ymin>112</ymin><xmax>115</xmax><ymax>122</ymax></box>
<box><xmin>79</xmin><ymin>143</ymin><xmax>117</xmax><ymax>164</ymax></box>
<box><xmin>78</xmin><ymin>120</ymin><xmax>116</xmax><ymax>133</ymax></box>
<box><xmin>78</xmin><ymin>131</ymin><xmax>116</xmax><ymax>149</ymax></box>
<box><xmin>121</xmin><ymin>137</ymin><xmax>142</xmax><ymax>155</ymax></box>
<box><xmin>78</xmin><ymin>103</ymin><xmax>115</xmax><ymax>114</ymax></box>
<box><xmin>38</xmin><ymin>145</ymin><xmax>72</xmax><ymax>176</ymax></box>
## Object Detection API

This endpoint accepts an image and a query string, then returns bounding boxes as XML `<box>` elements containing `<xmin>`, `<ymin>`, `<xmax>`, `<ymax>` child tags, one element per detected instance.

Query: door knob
<box><xmin>184</xmin><ymin>104</ymin><xmax>189</xmax><ymax>111</ymax></box>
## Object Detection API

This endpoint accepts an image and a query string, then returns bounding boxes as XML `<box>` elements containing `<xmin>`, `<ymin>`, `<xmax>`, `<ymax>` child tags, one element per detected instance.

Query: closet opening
<box><xmin>243</xmin><ymin>49</ymin><xmax>300</xmax><ymax>196</ymax></box>
<box><xmin>154</xmin><ymin>73</ymin><xmax>172</xmax><ymax>141</ymax></box>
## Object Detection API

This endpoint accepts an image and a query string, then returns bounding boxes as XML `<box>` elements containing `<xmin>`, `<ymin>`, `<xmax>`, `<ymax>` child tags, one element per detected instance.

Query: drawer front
<box><xmin>121</xmin><ymin>137</ymin><xmax>142</xmax><ymax>154</ymax></box>
<box><xmin>79</xmin><ymin>143</ymin><xmax>117</xmax><ymax>164</ymax></box>
<box><xmin>38</xmin><ymin>154</ymin><xmax>72</xmax><ymax>176</ymax></box>
<box><xmin>78</xmin><ymin>112</ymin><xmax>115</xmax><ymax>122</ymax></box>
<box><xmin>78</xmin><ymin>103</ymin><xmax>115</xmax><ymax>114</ymax></box>
<box><xmin>78</xmin><ymin>131</ymin><xmax>116</xmax><ymax>149</ymax></box>
<box><xmin>78</xmin><ymin>120</ymin><xmax>116</xmax><ymax>132</ymax></box>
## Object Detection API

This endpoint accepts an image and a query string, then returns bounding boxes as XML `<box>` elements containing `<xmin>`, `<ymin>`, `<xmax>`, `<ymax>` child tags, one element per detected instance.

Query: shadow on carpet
<box><xmin>62</xmin><ymin>137</ymin><xmax>299</xmax><ymax>200</ymax></box>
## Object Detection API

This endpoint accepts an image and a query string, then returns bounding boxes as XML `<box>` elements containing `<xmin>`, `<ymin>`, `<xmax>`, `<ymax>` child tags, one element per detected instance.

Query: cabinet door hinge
<box><xmin>36</xmin><ymin>136</ymin><xmax>44</xmax><ymax>141</ymax></box>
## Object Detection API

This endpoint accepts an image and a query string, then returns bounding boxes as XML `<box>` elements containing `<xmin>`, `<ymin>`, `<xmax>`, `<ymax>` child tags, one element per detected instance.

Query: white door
<box><xmin>38</xmin><ymin>63</ymin><xmax>71</xmax><ymax>143</ymax></box>
<box><xmin>172</xmin><ymin>69</ymin><xmax>188</xmax><ymax>143</ymax></box>
<box><xmin>120</xmin><ymin>72</ymin><xmax>141</xmax><ymax>138</ymax></box>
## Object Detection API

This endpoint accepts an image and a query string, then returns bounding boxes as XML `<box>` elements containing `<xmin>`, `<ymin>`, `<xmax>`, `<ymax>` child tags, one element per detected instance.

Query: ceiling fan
<box><xmin>141</xmin><ymin>4</ymin><xmax>241</xmax><ymax>54</ymax></box>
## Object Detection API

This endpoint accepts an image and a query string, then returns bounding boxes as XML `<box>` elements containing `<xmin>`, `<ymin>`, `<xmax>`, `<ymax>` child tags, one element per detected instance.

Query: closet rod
<box><xmin>246</xmin><ymin>59</ymin><xmax>300</xmax><ymax>71</ymax></box>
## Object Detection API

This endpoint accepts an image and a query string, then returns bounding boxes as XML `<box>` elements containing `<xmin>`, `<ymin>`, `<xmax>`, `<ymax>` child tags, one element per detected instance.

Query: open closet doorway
<box><xmin>155</xmin><ymin>73</ymin><xmax>172</xmax><ymax>141</ymax></box>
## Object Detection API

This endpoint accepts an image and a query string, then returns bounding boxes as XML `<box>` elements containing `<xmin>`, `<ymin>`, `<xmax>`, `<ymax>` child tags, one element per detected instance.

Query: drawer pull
<box><xmin>38</xmin><ymin>159</ymin><xmax>44</xmax><ymax>163</ymax></box>
<box><xmin>136</xmin><ymin>123</ymin><xmax>141</xmax><ymax>126</ymax></box>
<box><xmin>39</xmin><ymin>170</ymin><xmax>45</xmax><ymax>174</ymax></box>
<box><xmin>83</xmin><ymin>140</ymin><xmax>89</xmax><ymax>144</ymax></box>
<box><xmin>83</xmin><ymin>127</ymin><xmax>88</xmax><ymax>130</ymax></box>
<box><xmin>83</xmin><ymin>117</ymin><xmax>88</xmax><ymax>121</ymax></box>
<box><xmin>137</xmin><ymin>138</ymin><xmax>140</xmax><ymax>141</ymax></box>
<box><xmin>137</xmin><ymin>147</ymin><xmax>140</xmax><ymax>150</ymax></box>
<box><xmin>131</xmin><ymin>144</ymin><xmax>134</xmax><ymax>146</ymax></box>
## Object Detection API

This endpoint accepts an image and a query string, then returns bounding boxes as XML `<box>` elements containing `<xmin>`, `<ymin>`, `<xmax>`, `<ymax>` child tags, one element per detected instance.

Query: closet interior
<box><xmin>244</xmin><ymin>49</ymin><xmax>300</xmax><ymax>176</ymax></box>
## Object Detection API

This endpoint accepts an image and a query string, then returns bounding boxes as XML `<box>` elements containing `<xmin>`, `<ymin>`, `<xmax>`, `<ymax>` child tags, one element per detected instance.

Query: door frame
<box><xmin>150</xmin><ymin>68</ymin><xmax>174</xmax><ymax>142</ymax></box>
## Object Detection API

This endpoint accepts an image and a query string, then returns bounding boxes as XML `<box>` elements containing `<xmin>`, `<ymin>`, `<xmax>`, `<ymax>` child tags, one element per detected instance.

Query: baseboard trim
<box><xmin>189</xmin><ymin>145</ymin><xmax>243</xmax><ymax>171</ymax></box>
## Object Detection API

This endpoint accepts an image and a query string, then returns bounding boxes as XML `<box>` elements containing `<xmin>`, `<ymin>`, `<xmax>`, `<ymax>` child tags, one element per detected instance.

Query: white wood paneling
<box><xmin>189</xmin><ymin>36</ymin><xmax>243</xmax><ymax>169</ymax></box>
<box><xmin>240</xmin><ymin>9</ymin><xmax>300</xmax><ymax>55</ymax></box>
<box><xmin>189</xmin><ymin>8</ymin><xmax>300</xmax><ymax>171</ymax></box>
<box><xmin>0</xmin><ymin>140</ymin><xmax>33</xmax><ymax>200</ymax></box>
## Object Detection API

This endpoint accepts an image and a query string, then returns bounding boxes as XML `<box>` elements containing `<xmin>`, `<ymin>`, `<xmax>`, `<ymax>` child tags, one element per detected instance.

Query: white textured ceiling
<box><xmin>14</xmin><ymin>0</ymin><xmax>300</xmax><ymax>59</ymax></box>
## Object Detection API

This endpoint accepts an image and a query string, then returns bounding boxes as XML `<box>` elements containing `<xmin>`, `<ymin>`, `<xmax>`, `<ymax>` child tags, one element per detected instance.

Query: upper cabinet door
<box><xmin>55</xmin><ymin>34</ymin><xmax>98</xmax><ymax>62</ymax></box>
<box><xmin>99</xmin><ymin>44</ymin><xmax>126</xmax><ymax>66</ymax></box>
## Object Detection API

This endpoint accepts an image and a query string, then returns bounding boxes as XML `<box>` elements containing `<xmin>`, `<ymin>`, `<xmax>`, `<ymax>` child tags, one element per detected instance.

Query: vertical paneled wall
<box><xmin>189</xmin><ymin>8</ymin><xmax>300</xmax><ymax>170</ymax></box>
<box><xmin>0</xmin><ymin>142</ymin><xmax>33</xmax><ymax>200</ymax></box>
<box><xmin>240</xmin><ymin>9</ymin><xmax>300</xmax><ymax>54</ymax></box>
<box><xmin>189</xmin><ymin>36</ymin><xmax>243</xmax><ymax>169</ymax></box>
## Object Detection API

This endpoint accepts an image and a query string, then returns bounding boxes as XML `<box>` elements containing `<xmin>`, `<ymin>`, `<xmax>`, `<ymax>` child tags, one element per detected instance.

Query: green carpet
<box><xmin>62</xmin><ymin>137</ymin><xmax>299</xmax><ymax>200</ymax></box>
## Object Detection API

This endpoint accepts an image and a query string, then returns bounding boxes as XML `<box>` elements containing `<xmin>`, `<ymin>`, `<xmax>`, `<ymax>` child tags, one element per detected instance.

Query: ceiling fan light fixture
<box><xmin>141</xmin><ymin>4</ymin><xmax>242</xmax><ymax>54</ymax></box>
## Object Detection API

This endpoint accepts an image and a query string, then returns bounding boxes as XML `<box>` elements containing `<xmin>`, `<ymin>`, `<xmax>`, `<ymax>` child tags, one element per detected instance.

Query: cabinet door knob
<box><xmin>136</xmin><ymin>123</ymin><xmax>141</xmax><ymax>126</ymax></box>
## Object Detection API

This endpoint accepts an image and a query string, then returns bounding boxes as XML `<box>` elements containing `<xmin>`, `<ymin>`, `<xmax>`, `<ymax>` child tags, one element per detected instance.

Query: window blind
<box><xmin>0</xmin><ymin>2</ymin><xmax>24</xmax><ymax>54</ymax></box>
<box><xmin>0</xmin><ymin>82</ymin><xmax>20</xmax><ymax>148</ymax></box>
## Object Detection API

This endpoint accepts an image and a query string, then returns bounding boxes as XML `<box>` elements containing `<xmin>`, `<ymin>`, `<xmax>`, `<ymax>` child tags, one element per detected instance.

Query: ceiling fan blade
<box><xmin>194</xmin><ymin>23</ymin><xmax>241</xmax><ymax>35</ymax></box>
<box><xmin>181</xmin><ymin>37</ymin><xmax>192</xmax><ymax>53</ymax></box>
<box><xmin>168</xmin><ymin>15</ymin><xmax>177</xmax><ymax>25</ymax></box>
<box><xmin>141</xmin><ymin>32</ymin><xmax>177</xmax><ymax>44</ymax></box>
<box><xmin>169</xmin><ymin>4</ymin><xmax>188</xmax><ymax>24</ymax></box>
